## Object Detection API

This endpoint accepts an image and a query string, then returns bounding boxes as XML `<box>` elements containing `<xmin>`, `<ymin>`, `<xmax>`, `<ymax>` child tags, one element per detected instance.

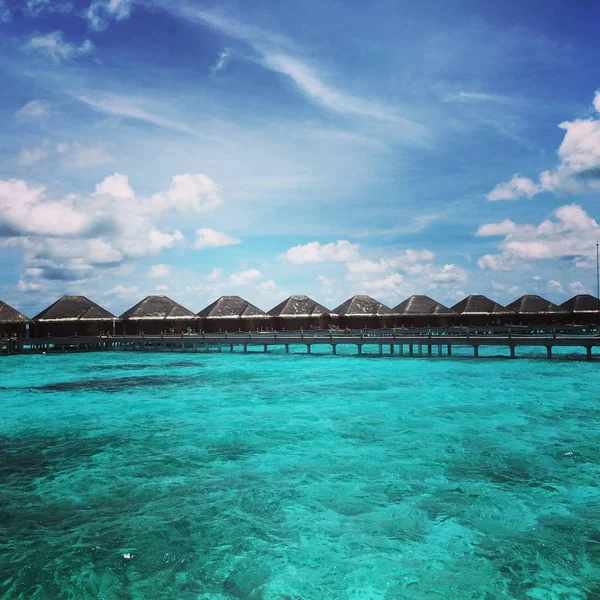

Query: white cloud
<box><xmin>262</xmin><ymin>53</ymin><xmax>399</xmax><ymax>122</ymax></box>
<box><xmin>430</xmin><ymin>263</ymin><xmax>468</xmax><ymax>283</ymax></box>
<box><xmin>0</xmin><ymin>171</ymin><xmax>223</xmax><ymax>285</ymax></box>
<box><xmin>152</xmin><ymin>174</ymin><xmax>222</xmax><ymax>212</ymax></box>
<box><xmin>85</xmin><ymin>0</ymin><xmax>131</xmax><ymax>31</ymax></box>
<box><xmin>0</xmin><ymin>179</ymin><xmax>89</xmax><ymax>236</ymax></box>
<box><xmin>278</xmin><ymin>240</ymin><xmax>360</xmax><ymax>264</ymax></box>
<box><xmin>156</xmin><ymin>284</ymin><xmax>169</xmax><ymax>292</ymax></box>
<box><xmin>487</xmin><ymin>175</ymin><xmax>540</xmax><ymax>201</ymax></box>
<box><xmin>17</xmin><ymin>147</ymin><xmax>48</xmax><ymax>166</ymax></box>
<box><xmin>478</xmin><ymin>204</ymin><xmax>600</xmax><ymax>270</ymax></box>
<box><xmin>488</xmin><ymin>91</ymin><xmax>600</xmax><ymax>200</ymax></box>
<box><xmin>547</xmin><ymin>280</ymin><xmax>565</xmax><ymax>295</ymax></box>
<box><xmin>476</xmin><ymin>219</ymin><xmax>518</xmax><ymax>236</ymax></box>
<box><xmin>569</xmin><ymin>281</ymin><xmax>587</xmax><ymax>294</ymax></box>
<box><xmin>56</xmin><ymin>142</ymin><xmax>69</xmax><ymax>154</ymax></box>
<box><xmin>258</xmin><ymin>279</ymin><xmax>277</xmax><ymax>294</ymax></box>
<box><xmin>15</xmin><ymin>100</ymin><xmax>52</xmax><ymax>119</ymax></box>
<box><xmin>27</xmin><ymin>31</ymin><xmax>94</xmax><ymax>62</ymax></box>
<box><xmin>194</xmin><ymin>228</ymin><xmax>240</xmax><ymax>249</ymax></box>
<box><xmin>230</xmin><ymin>269</ymin><xmax>261</xmax><ymax>285</ymax></box>
<box><xmin>148</xmin><ymin>264</ymin><xmax>170</xmax><ymax>279</ymax></box>
<box><xmin>533</xmin><ymin>275</ymin><xmax>542</xmax><ymax>281</ymax></box>
<box><xmin>94</xmin><ymin>172</ymin><xmax>134</xmax><ymax>199</ymax></box>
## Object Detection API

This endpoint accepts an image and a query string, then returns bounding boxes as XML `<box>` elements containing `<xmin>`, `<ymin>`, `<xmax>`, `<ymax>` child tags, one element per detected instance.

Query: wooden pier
<box><xmin>2</xmin><ymin>327</ymin><xmax>599</xmax><ymax>359</ymax></box>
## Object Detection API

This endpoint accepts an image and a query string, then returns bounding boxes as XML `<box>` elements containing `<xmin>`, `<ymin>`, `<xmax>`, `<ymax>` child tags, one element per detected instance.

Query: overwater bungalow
<box><xmin>0</xmin><ymin>301</ymin><xmax>29</xmax><ymax>337</ymax></box>
<box><xmin>31</xmin><ymin>295</ymin><xmax>116</xmax><ymax>337</ymax></box>
<box><xmin>393</xmin><ymin>295</ymin><xmax>456</xmax><ymax>328</ymax></box>
<box><xmin>504</xmin><ymin>294</ymin><xmax>564</xmax><ymax>326</ymax></box>
<box><xmin>119</xmin><ymin>295</ymin><xmax>199</xmax><ymax>335</ymax></box>
<box><xmin>451</xmin><ymin>294</ymin><xmax>511</xmax><ymax>327</ymax></box>
<box><xmin>198</xmin><ymin>295</ymin><xmax>270</xmax><ymax>332</ymax></box>
<box><xmin>333</xmin><ymin>295</ymin><xmax>393</xmax><ymax>329</ymax></box>
<box><xmin>559</xmin><ymin>294</ymin><xmax>600</xmax><ymax>324</ymax></box>
<box><xmin>268</xmin><ymin>295</ymin><xmax>336</xmax><ymax>330</ymax></box>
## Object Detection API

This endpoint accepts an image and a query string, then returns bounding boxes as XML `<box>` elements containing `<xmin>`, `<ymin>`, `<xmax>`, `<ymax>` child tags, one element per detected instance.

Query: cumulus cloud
<box><xmin>152</xmin><ymin>174</ymin><xmax>222</xmax><ymax>213</ymax></box>
<box><xmin>487</xmin><ymin>91</ymin><xmax>600</xmax><ymax>200</ymax></box>
<box><xmin>487</xmin><ymin>176</ymin><xmax>540</xmax><ymax>201</ymax></box>
<box><xmin>27</xmin><ymin>31</ymin><xmax>94</xmax><ymax>62</ymax></box>
<box><xmin>569</xmin><ymin>281</ymin><xmax>587</xmax><ymax>294</ymax></box>
<box><xmin>94</xmin><ymin>172</ymin><xmax>134</xmax><ymax>199</ymax></box>
<box><xmin>278</xmin><ymin>240</ymin><xmax>360</xmax><ymax>264</ymax></box>
<box><xmin>194</xmin><ymin>228</ymin><xmax>240</xmax><ymax>249</ymax></box>
<box><xmin>15</xmin><ymin>100</ymin><xmax>52</xmax><ymax>119</ymax></box>
<box><xmin>547</xmin><ymin>280</ymin><xmax>565</xmax><ymax>295</ymax></box>
<box><xmin>1</xmin><ymin>171</ymin><xmax>223</xmax><ymax>288</ymax></box>
<box><xmin>478</xmin><ymin>204</ymin><xmax>600</xmax><ymax>270</ymax></box>
<box><xmin>230</xmin><ymin>269</ymin><xmax>261</xmax><ymax>285</ymax></box>
<box><xmin>476</xmin><ymin>219</ymin><xmax>518</xmax><ymax>237</ymax></box>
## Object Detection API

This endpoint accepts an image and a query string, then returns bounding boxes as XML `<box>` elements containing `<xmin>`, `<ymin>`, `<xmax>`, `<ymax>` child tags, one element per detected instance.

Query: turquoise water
<box><xmin>1</xmin><ymin>348</ymin><xmax>599</xmax><ymax>599</ymax></box>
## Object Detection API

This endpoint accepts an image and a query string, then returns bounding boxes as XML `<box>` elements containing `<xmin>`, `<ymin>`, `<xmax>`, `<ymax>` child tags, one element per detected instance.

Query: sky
<box><xmin>1</xmin><ymin>0</ymin><xmax>600</xmax><ymax>317</ymax></box>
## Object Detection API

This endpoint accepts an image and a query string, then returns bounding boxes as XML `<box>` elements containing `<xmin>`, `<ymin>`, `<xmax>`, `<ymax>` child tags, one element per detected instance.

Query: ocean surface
<box><xmin>1</xmin><ymin>346</ymin><xmax>599</xmax><ymax>600</ymax></box>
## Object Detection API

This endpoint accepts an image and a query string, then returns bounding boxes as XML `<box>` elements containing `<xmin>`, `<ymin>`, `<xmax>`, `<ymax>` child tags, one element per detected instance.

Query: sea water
<box><xmin>0</xmin><ymin>346</ymin><xmax>599</xmax><ymax>599</ymax></box>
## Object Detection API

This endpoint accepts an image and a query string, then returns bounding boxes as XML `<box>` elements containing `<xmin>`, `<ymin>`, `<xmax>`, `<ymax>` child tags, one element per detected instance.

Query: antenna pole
<box><xmin>597</xmin><ymin>242</ymin><xmax>600</xmax><ymax>300</ymax></box>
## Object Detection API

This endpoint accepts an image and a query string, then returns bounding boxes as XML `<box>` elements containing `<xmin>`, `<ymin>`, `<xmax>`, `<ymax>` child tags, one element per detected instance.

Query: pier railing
<box><xmin>2</xmin><ymin>325</ymin><xmax>599</xmax><ymax>359</ymax></box>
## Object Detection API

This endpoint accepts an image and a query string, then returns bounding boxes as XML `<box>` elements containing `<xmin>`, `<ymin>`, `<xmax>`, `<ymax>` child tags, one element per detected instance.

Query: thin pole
<box><xmin>596</xmin><ymin>242</ymin><xmax>599</xmax><ymax>300</ymax></box>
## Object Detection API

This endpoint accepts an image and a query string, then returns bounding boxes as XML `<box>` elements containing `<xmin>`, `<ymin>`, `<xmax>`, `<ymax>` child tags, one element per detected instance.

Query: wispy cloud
<box><xmin>15</xmin><ymin>100</ymin><xmax>52</xmax><ymax>119</ymax></box>
<box><xmin>26</xmin><ymin>31</ymin><xmax>94</xmax><ymax>62</ymax></box>
<box><xmin>159</xmin><ymin>2</ymin><xmax>424</xmax><ymax>131</ymax></box>
<box><xmin>211</xmin><ymin>47</ymin><xmax>231</xmax><ymax>73</ymax></box>
<box><xmin>86</xmin><ymin>0</ymin><xmax>132</xmax><ymax>31</ymax></box>
<box><xmin>75</xmin><ymin>93</ymin><xmax>212</xmax><ymax>139</ymax></box>
<box><xmin>443</xmin><ymin>91</ymin><xmax>517</xmax><ymax>105</ymax></box>
<box><xmin>0</xmin><ymin>0</ymin><xmax>11</xmax><ymax>22</ymax></box>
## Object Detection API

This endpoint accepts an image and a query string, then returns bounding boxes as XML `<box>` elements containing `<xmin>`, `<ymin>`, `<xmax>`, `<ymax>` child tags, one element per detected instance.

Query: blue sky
<box><xmin>1</xmin><ymin>0</ymin><xmax>600</xmax><ymax>316</ymax></box>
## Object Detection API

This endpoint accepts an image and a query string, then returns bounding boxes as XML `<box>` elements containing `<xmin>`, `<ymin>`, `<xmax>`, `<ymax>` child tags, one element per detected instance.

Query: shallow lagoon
<box><xmin>1</xmin><ymin>348</ymin><xmax>599</xmax><ymax>599</ymax></box>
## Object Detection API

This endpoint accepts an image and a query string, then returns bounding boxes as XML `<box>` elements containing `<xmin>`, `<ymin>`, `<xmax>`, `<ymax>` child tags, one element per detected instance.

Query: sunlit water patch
<box><xmin>0</xmin><ymin>351</ymin><xmax>599</xmax><ymax>599</ymax></box>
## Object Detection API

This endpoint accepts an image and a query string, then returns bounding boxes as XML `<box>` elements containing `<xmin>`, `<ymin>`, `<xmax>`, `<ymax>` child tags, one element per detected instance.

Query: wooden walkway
<box><xmin>2</xmin><ymin>329</ymin><xmax>600</xmax><ymax>359</ymax></box>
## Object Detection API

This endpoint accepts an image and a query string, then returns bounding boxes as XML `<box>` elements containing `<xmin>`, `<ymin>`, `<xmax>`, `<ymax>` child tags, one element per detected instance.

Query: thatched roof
<box><xmin>333</xmin><ymin>295</ymin><xmax>393</xmax><ymax>316</ymax></box>
<box><xmin>121</xmin><ymin>296</ymin><xmax>198</xmax><ymax>320</ymax></box>
<box><xmin>268</xmin><ymin>295</ymin><xmax>332</xmax><ymax>318</ymax></box>
<box><xmin>393</xmin><ymin>295</ymin><xmax>456</xmax><ymax>316</ymax></box>
<box><xmin>33</xmin><ymin>296</ymin><xmax>116</xmax><ymax>322</ymax></box>
<box><xmin>451</xmin><ymin>294</ymin><xmax>509</xmax><ymax>315</ymax></box>
<box><xmin>0</xmin><ymin>300</ymin><xmax>29</xmax><ymax>323</ymax></box>
<box><xmin>560</xmin><ymin>294</ymin><xmax>600</xmax><ymax>313</ymax></box>
<box><xmin>198</xmin><ymin>296</ymin><xmax>268</xmax><ymax>319</ymax></box>
<box><xmin>504</xmin><ymin>295</ymin><xmax>562</xmax><ymax>314</ymax></box>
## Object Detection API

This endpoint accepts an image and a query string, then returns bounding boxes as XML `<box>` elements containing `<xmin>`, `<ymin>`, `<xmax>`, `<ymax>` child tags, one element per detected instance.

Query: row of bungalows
<box><xmin>2</xmin><ymin>293</ymin><xmax>600</xmax><ymax>338</ymax></box>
